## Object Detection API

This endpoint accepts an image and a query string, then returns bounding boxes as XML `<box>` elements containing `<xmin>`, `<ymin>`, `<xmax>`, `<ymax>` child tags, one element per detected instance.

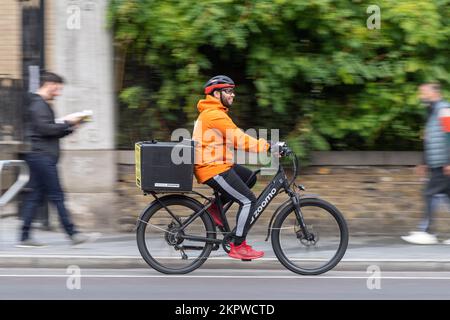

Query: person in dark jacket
<box><xmin>402</xmin><ymin>83</ymin><xmax>450</xmax><ymax>245</ymax></box>
<box><xmin>18</xmin><ymin>72</ymin><xmax>97</xmax><ymax>247</ymax></box>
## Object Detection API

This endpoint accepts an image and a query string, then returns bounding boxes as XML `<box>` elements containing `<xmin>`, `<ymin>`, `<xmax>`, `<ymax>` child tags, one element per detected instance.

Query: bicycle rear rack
<box><xmin>0</xmin><ymin>160</ymin><xmax>30</xmax><ymax>208</ymax></box>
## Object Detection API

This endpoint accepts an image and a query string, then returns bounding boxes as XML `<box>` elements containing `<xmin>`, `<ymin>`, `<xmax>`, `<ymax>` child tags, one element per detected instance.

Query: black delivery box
<box><xmin>135</xmin><ymin>140</ymin><xmax>194</xmax><ymax>192</ymax></box>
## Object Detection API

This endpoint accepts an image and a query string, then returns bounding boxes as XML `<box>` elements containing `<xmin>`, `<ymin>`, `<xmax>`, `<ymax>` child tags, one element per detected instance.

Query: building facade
<box><xmin>0</xmin><ymin>0</ymin><xmax>118</xmax><ymax>230</ymax></box>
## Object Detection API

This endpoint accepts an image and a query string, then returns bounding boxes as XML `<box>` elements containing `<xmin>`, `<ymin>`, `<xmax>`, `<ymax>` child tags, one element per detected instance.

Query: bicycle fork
<box><xmin>289</xmin><ymin>191</ymin><xmax>314</xmax><ymax>242</ymax></box>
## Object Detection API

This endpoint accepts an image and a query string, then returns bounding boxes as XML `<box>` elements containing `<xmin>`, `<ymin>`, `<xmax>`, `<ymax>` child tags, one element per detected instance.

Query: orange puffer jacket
<box><xmin>193</xmin><ymin>95</ymin><xmax>270</xmax><ymax>183</ymax></box>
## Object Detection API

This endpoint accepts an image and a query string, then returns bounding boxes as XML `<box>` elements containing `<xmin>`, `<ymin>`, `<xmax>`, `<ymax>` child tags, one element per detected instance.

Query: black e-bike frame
<box><xmin>148</xmin><ymin>153</ymin><xmax>311</xmax><ymax>247</ymax></box>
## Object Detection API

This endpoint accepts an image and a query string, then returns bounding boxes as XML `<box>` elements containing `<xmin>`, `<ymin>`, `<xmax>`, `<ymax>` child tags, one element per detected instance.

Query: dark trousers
<box><xmin>420</xmin><ymin>167</ymin><xmax>450</xmax><ymax>232</ymax></box>
<box><xmin>205</xmin><ymin>164</ymin><xmax>257</xmax><ymax>239</ymax></box>
<box><xmin>21</xmin><ymin>153</ymin><xmax>77</xmax><ymax>241</ymax></box>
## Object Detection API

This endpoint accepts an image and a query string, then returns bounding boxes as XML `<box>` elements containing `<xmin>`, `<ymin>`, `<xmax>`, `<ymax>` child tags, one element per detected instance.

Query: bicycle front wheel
<box><xmin>271</xmin><ymin>198</ymin><xmax>348</xmax><ymax>275</ymax></box>
<box><xmin>136</xmin><ymin>196</ymin><xmax>215</xmax><ymax>274</ymax></box>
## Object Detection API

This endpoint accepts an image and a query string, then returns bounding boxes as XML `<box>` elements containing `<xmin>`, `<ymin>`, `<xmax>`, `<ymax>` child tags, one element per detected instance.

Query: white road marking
<box><xmin>2</xmin><ymin>255</ymin><xmax>450</xmax><ymax>263</ymax></box>
<box><xmin>1</xmin><ymin>274</ymin><xmax>450</xmax><ymax>280</ymax></box>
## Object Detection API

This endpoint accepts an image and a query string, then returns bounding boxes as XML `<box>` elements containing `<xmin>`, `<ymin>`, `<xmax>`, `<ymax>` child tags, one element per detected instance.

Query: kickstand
<box><xmin>179</xmin><ymin>248</ymin><xmax>188</xmax><ymax>260</ymax></box>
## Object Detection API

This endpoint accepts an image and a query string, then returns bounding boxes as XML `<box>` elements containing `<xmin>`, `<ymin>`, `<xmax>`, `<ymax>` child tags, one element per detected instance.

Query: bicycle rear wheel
<box><xmin>136</xmin><ymin>196</ymin><xmax>215</xmax><ymax>274</ymax></box>
<box><xmin>271</xmin><ymin>198</ymin><xmax>348</xmax><ymax>275</ymax></box>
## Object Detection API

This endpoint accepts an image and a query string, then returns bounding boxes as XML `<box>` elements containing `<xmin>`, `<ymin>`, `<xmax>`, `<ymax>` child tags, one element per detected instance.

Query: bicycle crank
<box><xmin>221</xmin><ymin>232</ymin><xmax>233</xmax><ymax>253</ymax></box>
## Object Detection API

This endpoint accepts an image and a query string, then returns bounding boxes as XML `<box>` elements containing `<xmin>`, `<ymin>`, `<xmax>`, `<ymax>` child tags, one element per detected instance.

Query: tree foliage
<box><xmin>108</xmin><ymin>0</ymin><xmax>450</xmax><ymax>156</ymax></box>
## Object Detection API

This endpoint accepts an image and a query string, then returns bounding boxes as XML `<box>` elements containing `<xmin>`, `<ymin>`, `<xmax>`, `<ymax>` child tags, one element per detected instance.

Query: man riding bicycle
<box><xmin>193</xmin><ymin>75</ymin><xmax>281</xmax><ymax>261</ymax></box>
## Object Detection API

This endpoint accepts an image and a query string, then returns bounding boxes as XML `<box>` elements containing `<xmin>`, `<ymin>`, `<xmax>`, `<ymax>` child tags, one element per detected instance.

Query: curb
<box><xmin>2</xmin><ymin>255</ymin><xmax>450</xmax><ymax>271</ymax></box>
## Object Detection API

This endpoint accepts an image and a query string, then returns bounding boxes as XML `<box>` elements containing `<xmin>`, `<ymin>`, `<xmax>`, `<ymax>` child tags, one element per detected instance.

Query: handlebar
<box><xmin>276</xmin><ymin>143</ymin><xmax>299</xmax><ymax>186</ymax></box>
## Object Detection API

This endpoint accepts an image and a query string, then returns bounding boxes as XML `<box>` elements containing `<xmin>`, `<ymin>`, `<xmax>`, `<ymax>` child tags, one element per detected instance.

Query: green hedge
<box><xmin>109</xmin><ymin>0</ymin><xmax>450</xmax><ymax>157</ymax></box>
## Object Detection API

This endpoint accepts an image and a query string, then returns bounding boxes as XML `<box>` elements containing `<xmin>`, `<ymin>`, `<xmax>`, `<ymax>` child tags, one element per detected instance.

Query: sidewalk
<box><xmin>1</xmin><ymin>217</ymin><xmax>450</xmax><ymax>271</ymax></box>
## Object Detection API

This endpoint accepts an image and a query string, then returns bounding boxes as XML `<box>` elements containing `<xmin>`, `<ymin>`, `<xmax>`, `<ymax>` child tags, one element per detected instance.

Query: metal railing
<box><xmin>0</xmin><ymin>160</ymin><xmax>30</xmax><ymax>208</ymax></box>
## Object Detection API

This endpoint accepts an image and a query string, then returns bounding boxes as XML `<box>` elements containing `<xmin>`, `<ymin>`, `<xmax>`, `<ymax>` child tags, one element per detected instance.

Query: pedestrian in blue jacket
<box><xmin>402</xmin><ymin>83</ymin><xmax>450</xmax><ymax>245</ymax></box>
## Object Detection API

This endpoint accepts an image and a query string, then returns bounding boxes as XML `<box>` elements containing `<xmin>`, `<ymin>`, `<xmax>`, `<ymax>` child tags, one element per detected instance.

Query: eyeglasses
<box><xmin>221</xmin><ymin>88</ymin><xmax>235</xmax><ymax>95</ymax></box>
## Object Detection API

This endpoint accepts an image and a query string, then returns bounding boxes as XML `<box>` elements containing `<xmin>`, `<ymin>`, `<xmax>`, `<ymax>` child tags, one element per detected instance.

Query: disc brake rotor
<box><xmin>164</xmin><ymin>221</ymin><xmax>184</xmax><ymax>246</ymax></box>
<box><xmin>295</xmin><ymin>223</ymin><xmax>319</xmax><ymax>246</ymax></box>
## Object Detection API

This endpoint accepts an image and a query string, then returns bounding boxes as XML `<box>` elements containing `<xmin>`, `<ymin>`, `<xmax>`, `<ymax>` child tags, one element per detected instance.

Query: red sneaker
<box><xmin>207</xmin><ymin>202</ymin><xmax>224</xmax><ymax>227</ymax></box>
<box><xmin>228</xmin><ymin>241</ymin><xmax>264</xmax><ymax>260</ymax></box>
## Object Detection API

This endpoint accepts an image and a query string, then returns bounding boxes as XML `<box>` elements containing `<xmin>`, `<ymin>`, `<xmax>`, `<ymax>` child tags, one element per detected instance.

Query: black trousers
<box><xmin>421</xmin><ymin>167</ymin><xmax>450</xmax><ymax>232</ymax></box>
<box><xmin>21</xmin><ymin>153</ymin><xmax>77</xmax><ymax>241</ymax></box>
<box><xmin>205</xmin><ymin>165</ymin><xmax>257</xmax><ymax>238</ymax></box>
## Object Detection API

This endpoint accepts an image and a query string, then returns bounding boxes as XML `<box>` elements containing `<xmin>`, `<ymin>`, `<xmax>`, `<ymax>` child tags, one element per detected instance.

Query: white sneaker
<box><xmin>15</xmin><ymin>239</ymin><xmax>48</xmax><ymax>248</ymax></box>
<box><xmin>442</xmin><ymin>239</ymin><xmax>450</xmax><ymax>245</ymax></box>
<box><xmin>401</xmin><ymin>231</ymin><xmax>438</xmax><ymax>245</ymax></box>
<box><xmin>70</xmin><ymin>232</ymin><xmax>102</xmax><ymax>246</ymax></box>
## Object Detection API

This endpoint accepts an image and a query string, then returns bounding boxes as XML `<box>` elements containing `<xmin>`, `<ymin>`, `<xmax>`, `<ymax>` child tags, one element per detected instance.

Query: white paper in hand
<box><xmin>57</xmin><ymin>110</ymin><xmax>93</xmax><ymax>123</ymax></box>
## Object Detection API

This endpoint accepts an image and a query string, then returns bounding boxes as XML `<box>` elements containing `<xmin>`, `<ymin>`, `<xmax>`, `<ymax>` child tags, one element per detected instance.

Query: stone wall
<box><xmin>116</xmin><ymin>164</ymin><xmax>450</xmax><ymax>236</ymax></box>
<box><xmin>5</xmin><ymin>154</ymin><xmax>450</xmax><ymax>236</ymax></box>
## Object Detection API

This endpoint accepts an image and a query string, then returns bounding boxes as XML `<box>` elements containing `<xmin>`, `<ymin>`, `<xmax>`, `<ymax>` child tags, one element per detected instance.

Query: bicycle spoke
<box><xmin>281</xmin><ymin>212</ymin><xmax>339</xmax><ymax>265</ymax></box>
<box><xmin>272</xmin><ymin>198</ymin><xmax>348</xmax><ymax>275</ymax></box>
<box><xmin>137</xmin><ymin>199</ymin><xmax>215</xmax><ymax>273</ymax></box>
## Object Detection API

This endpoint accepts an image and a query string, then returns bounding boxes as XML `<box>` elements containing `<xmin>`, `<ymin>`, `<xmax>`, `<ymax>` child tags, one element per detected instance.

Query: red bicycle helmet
<box><xmin>204</xmin><ymin>75</ymin><xmax>235</xmax><ymax>94</ymax></box>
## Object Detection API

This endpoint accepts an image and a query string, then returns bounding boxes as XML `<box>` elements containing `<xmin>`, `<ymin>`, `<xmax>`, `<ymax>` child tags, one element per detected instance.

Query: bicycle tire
<box><xmin>136</xmin><ymin>196</ymin><xmax>215</xmax><ymax>274</ymax></box>
<box><xmin>271</xmin><ymin>197</ymin><xmax>349</xmax><ymax>275</ymax></box>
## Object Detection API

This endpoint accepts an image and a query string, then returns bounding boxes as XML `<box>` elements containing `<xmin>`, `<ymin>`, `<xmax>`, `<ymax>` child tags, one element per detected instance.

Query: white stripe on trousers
<box><xmin>213</xmin><ymin>175</ymin><xmax>252</xmax><ymax>237</ymax></box>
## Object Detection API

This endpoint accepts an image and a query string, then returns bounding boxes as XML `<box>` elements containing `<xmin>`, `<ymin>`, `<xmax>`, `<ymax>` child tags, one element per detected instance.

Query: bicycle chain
<box><xmin>137</xmin><ymin>218</ymin><xmax>298</xmax><ymax>236</ymax></box>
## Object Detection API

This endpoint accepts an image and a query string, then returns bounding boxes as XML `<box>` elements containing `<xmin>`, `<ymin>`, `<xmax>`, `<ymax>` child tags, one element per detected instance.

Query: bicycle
<box><xmin>136</xmin><ymin>144</ymin><xmax>349</xmax><ymax>275</ymax></box>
